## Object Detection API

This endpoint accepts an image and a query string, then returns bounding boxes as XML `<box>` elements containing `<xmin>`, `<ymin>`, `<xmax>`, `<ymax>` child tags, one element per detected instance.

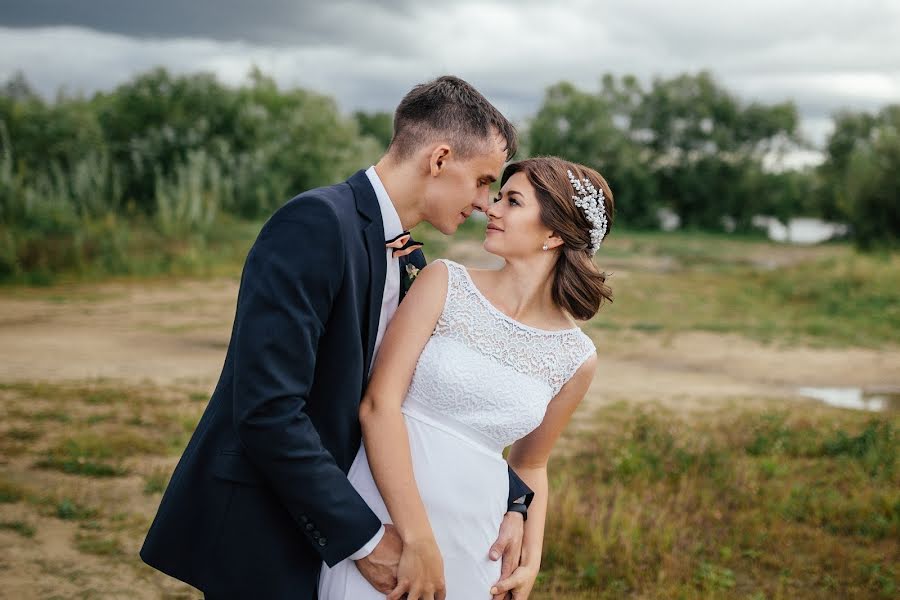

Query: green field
<box><xmin>538</xmin><ymin>401</ymin><xmax>898</xmax><ymax>599</ymax></box>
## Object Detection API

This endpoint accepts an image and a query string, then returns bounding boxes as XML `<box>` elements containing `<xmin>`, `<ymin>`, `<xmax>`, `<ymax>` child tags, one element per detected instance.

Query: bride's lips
<box><xmin>486</xmin><ymin>223</ymin><xmax>503</xmax><ymax>233</ymax></box>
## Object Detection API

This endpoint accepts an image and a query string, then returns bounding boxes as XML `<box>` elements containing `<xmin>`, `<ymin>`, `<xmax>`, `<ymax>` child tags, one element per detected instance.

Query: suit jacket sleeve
<box><xmin>507</xmin><ymin>466</ymin><xmax>534</xmax><ymax>512</ymax></box>
<box><xmin>231</xmin><ymin>197</ymin><xmax>381</xmax><ymax>567</ymax></box>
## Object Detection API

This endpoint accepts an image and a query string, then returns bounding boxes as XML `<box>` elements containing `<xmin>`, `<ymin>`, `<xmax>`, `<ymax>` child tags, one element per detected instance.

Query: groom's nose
<box><xmin>472</xmin><ymin>189</ymin><xmax>491</xmax><ymax>213</ymax></box>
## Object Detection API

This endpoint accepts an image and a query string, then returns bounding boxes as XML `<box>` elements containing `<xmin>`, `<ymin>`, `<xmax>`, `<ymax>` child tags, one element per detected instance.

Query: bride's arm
<box><xmin>490</xmin><ymin>354</ymin><xmax>598</xmax><ymax>600</ymax></box>
<box><xmin>358</xmin><ymin>261</ymin><xmax>449</xmax><ymax>600</ymax></box>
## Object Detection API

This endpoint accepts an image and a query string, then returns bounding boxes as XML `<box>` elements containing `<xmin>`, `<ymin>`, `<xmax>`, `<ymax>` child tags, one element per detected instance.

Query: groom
<box><xmin>140</xmin><ymin>75</ymin><xmax>532</xmax><ymax>598</ymax></box>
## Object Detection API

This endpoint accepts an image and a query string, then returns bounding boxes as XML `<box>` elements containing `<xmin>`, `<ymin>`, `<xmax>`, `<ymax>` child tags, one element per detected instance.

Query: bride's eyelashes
<box><xmin>492</xmin><ymin>195</ymin><xmax>520</xmax><ymax>206</ymax></box>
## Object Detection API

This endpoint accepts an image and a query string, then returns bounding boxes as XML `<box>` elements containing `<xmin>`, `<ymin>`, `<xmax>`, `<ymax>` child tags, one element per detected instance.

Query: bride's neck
<box><xmin>492</xmin><ymin>257</ymin><xmax>559</xmax><ymax>323</ymax></box>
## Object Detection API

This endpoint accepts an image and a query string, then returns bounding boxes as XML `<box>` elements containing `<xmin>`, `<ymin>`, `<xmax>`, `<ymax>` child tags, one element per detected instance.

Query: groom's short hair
<box><xmin>388</xmin><ymin>75</ymin><xmax>517</xmax><ymax>162</ymax></box>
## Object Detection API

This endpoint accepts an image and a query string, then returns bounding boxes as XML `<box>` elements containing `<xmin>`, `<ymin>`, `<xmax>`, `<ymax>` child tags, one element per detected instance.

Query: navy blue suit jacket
<box><xmin>140</xmin><ymin>170</ymin><xmax>532</xmax><ymax>598</ymax></box>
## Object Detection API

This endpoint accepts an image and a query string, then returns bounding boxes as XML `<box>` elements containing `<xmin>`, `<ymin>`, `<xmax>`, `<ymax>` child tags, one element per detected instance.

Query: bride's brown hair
<box><xmin>500</xmin><ymin>157</ymin><xmax>614</xmax><ymax>321</ymax></box>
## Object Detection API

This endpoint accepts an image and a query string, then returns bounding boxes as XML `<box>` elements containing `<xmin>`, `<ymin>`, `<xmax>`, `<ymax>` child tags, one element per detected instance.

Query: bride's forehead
<box><xmin>500</xmin><ymin>171</ymin><xmax>531</xmax><ymax>192</ymax></box>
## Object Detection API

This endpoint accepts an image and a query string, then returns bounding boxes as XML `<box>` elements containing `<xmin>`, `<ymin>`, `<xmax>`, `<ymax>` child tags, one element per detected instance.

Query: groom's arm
<box><xmin>231</xmin><ymin>196</ymin><xmax>381</xmax><ymax>567</ymax></box>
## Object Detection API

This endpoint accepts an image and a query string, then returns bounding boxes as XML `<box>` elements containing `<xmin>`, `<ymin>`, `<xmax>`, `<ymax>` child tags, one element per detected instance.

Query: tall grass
<box><xmin>0</xmin><ymin>69</ymin><xmax>384</xmax><ymax>284</ymax></box>
<box><xmin>154</xmin><ymin>149</ymin><xmax>222</xmax><ymax>236</ymax></box>
<box><xmin>536</xmin><ymin>403</ymin><xmax>899</xmax><ymax>599</ymax></box>
<box><xmin>0</xmin><ymin>123</ymin><xmax>121</xmax><ymax>230</ymax></box>
<box><xmin>0</xmin><ymin>129</ymin><xmax>269</xmax><ymax>284</ymax></box>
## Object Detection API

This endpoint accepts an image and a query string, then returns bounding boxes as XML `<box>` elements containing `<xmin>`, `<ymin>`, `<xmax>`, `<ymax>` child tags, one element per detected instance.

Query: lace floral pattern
<box><xmin>403</xmin><ymin>259</ymin><xmax>596</xmax><ymax>450</ymax></box>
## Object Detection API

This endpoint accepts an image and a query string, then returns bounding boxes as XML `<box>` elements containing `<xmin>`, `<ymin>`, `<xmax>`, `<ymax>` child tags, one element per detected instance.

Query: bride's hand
<box><xmin>490</xmin><ymin>563</ymin><xmax>539</xmax><ymax>600</ymax></box>
<box><xmin>386</xmin><ymin>537</ymin><xmax>446</xmax><ymax>600</ymax></box>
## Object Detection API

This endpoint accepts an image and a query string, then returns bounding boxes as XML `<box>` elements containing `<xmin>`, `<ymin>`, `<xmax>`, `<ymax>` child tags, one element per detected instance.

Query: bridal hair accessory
<box><xmin>566</xmin><ymin>169</ymin><xmax>608</xmax><ymax>255</ymax></box>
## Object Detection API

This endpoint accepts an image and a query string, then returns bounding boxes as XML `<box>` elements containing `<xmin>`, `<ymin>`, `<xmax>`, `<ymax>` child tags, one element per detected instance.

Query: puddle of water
<box><xmin>796</xmin><ymin>387</ymin><xmax>900</xmax><ymax>412</ymax></box>
<box><xmin>752</xmin><ymin>216</ymin><xmax>849</xmax><ymax>244</ymax></box>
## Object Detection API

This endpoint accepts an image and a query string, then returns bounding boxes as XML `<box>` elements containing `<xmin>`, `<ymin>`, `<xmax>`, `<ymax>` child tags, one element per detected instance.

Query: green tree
<box><xmin>527</xmin><ymin>73</ymin><xmax>804</xmax><ymax>230</ymax></box>
<box><xmin>0</xmin><ymin>78</ymin><xmax>106</xmax><ymax>178</ymax></box>
<box><xmin>817</xmin><ymin>109</ymin><xmax>879</xmax><ymax>221</ymax></box>
<box><xmin>92</xmin><ymin>68</ymin><xmax>241</xmax><ymax>212</ymax></box>
<box><xmin>527</xmin><ymin>80</ymin><xmax>660</xmax><ymax>228</ymax></box>
<box><xmin>632</xmin><ymin>71</ymin><xmax>801</xmax><ymax>229</ymax></box>
<box><xmin>839</xmin><ymin>105</ymin><xmax>900</xmax><ymax>249</ymax></box>
<box><xmin>354</xmin><ymin>110</ymin><xmax>393</xmax><ymax>150</ymax></box>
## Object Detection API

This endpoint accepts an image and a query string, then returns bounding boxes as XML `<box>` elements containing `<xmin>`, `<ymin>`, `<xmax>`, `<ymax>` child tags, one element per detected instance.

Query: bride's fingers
<box><xmin>386</xmin><ymin>578</ymin><xmax>410</xmax><ymax>600</ymax></box>
<box><xmin>490</xmin><ymin>570</ymin><xmax>523</xmax><ymax>596</ymax></box>
<box><xmin>411</xmin><ymin>587</ymin><xmax>434</xmax><ymax>600</ymax></box>
<box><xmin>406</xmin><ymin>584</ymin><xmax>427</xmax><ymax>600</ymax></box>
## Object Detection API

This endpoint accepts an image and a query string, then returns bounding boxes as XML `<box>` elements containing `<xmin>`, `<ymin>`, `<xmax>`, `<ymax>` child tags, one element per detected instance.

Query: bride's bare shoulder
<box><xmin>415</xmin><ymin>259</ymin><xmax>449</xmax><ymax>284</ymax></box>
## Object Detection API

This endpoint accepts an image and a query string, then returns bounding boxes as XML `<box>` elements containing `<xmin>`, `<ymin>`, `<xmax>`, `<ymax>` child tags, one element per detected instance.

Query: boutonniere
<box><xmin>400</xmin><ymin>262</ymin><xmax>420</xmax><ymax>299</ymax></box>
<box><xmin>406</xmin><ymin>263</ymin><xmax>420</xmax><ymax>281</ymax></box>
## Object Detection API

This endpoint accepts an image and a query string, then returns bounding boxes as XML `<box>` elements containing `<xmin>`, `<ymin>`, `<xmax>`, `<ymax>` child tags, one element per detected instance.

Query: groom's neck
<box><xmin>374</xmin><ymin>158</ymin><xmax>424</xmax><ymax>231</ymax></box>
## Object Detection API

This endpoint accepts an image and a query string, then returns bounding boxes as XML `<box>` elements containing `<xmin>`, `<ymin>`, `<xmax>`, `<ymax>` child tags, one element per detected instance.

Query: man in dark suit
<box><xmin>140</xmin><ymin>75</ymin><xmax>532</xmax><ymax>599</ymax></box>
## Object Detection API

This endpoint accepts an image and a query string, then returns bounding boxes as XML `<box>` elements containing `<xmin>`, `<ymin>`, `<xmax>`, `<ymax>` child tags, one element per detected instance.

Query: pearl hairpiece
<box><xmin>567</xmin><ymin>169</ymin><xmax>608</xmax><ymax>255</ymax></box>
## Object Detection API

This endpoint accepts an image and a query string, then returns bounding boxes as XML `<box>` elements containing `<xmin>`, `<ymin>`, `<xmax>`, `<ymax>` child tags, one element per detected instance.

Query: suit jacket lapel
<box><xmin>348</xmin><ymin>170</ymin><xmax>386</xmax><ymax>382</ymax></box>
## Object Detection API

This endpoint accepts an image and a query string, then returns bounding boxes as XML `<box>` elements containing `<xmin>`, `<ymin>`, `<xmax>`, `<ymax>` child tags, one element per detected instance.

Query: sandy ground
<box><xmin>1</xmin><ymin>246</ymin><xmax>898</xmax><ymax>599</ymax></box>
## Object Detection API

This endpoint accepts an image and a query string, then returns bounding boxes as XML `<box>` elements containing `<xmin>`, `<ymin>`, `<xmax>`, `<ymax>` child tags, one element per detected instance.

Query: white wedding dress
<box><xmin>318</xmin><ymin>259</ymin><xmax>595</xmax><ymax>599</ymax></box>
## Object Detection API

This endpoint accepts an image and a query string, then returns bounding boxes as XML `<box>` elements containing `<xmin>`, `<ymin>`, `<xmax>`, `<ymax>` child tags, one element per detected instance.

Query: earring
<box><xmin>542</xmin><ymin>243</ymin><xmax>549</xmax><ymax>251</ymax></box>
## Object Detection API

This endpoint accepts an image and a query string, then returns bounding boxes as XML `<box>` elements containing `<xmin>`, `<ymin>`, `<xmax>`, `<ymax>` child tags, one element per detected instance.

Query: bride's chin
<box><xmin>482</xmin><ymin>239</ymin><xmax>504</xmax><ymax>258</ymax></box>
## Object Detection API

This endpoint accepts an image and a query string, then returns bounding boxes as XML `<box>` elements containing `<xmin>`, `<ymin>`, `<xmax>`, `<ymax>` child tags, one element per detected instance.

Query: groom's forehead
<box><xmin>470</xmin><ymin>138</ymin><xmax>508</xmax><ymax>176</ymax></box>
<box><xmin>468</xmin><ymin>159</ymin><xmax>502</xmax><ymax>183</ymax></box>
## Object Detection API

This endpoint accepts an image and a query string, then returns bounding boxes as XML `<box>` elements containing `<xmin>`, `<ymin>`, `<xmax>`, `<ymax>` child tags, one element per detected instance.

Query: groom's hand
<box><xmin>489</xmin><ymin>511</ymin><xmax>524</xmax><ymax>599</ymax></box>
<box><xmin>354</xmin><ymin>523</ymin><xmax>402</xmax><ymax>593</ymax></box>
<box><xmin>388</xmin><ymin>538</ymin><xmax>446</xmax><ymax>600</ymax></box>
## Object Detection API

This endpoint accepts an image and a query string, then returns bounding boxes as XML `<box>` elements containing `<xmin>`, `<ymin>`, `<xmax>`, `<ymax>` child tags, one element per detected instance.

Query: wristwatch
<box><xmin>507</xmin><ymin>497</ymin><xmax>528</xmax><ymax>521</ymax></box>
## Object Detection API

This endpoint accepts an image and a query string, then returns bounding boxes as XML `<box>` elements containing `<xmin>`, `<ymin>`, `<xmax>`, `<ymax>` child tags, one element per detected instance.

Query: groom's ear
<box><xmin>429</xmin><ymin>144</ymin><xmax>452</xmax><ymax>177</ymax></box>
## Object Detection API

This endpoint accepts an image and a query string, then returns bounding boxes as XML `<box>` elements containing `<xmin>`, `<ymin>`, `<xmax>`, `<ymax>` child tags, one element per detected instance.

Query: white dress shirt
<box><xmin>347</xmin><ymin>165</ymin><xmax>403</xmax><ymax>560</ymax></box>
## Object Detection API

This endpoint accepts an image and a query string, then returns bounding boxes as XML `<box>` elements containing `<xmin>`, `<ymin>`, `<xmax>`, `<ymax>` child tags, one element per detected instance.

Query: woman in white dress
<box><xmin>319</xmin><ymin>156</ymin><xmax>614</xmax><ymax>600</ymax></box>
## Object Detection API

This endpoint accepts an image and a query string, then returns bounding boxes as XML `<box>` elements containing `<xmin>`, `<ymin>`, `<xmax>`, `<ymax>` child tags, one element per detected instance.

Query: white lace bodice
<box><xmin>402</xmin><ymin>259</ymin><xmax>596</xmax><ymax>452</ymax></box>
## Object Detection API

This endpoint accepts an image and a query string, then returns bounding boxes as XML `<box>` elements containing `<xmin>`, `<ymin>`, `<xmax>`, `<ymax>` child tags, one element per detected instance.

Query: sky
<box><xmin>1</xmin><ymin>0</ymin><xmax>898</xmax><ymax>151</ymax></box>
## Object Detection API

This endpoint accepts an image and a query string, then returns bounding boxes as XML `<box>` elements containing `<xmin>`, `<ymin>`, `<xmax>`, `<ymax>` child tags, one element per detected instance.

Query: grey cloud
<box><xmin>0</xmin><ymin>0</ymin><xmax>419</xmax><ymax>49</ymax></box>
<box><xmin>1</xmin><ymin>0</ymin><xmax>897</xmax><ymax>148</ymax></box>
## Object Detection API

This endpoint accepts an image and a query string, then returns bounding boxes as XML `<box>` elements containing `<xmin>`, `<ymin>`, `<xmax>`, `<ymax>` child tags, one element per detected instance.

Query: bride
<box><xmin>319</xmin><ymin>156</ymin><xmax>614</xmax><ymax>600</ymax></box>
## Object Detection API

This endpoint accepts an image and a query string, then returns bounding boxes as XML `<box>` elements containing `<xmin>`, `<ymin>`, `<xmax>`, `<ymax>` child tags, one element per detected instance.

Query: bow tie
<box><xmin>385</xmin><ymin>231</ymin><xmax>423</xmax><ymax>258</ymax></box>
